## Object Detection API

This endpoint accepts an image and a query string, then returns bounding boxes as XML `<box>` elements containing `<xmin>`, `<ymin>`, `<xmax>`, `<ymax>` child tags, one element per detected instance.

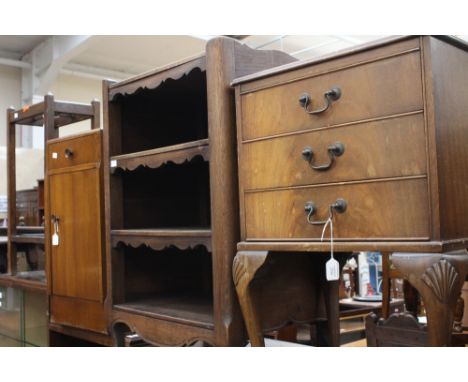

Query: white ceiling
<box><xmin>71</xmin><ymin>35</ymin><xmax>207</xmax><ymax>76</ymax></box>
<box><xmin>0</xmin><ymin>35</ymin><xmax>389</xmax><ymax>81</ymax></box>
<box><xmin>0</xmin><ymin>35</ymin><xmax>48</xmax><ymax>59</ymax></box>
<box><xmin>66</xmin><ymin>35</ymin><xmax>388</xmax><ymax>79</ymax></box>
<box><xmin>0</xmin><ymin>35</ymin><xmax>467</xmax><ymax>82</ymax></box>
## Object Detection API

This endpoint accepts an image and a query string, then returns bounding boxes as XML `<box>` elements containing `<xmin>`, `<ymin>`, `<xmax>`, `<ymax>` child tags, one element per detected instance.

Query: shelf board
<box><xmin>111</xmin><ymin>228</ymin><xmax>212</xmax><ymax>252</ymax></box>
<box><xmin>11</xmin><ymin>101</ymin><xmax>94</xmax><ymax>127</ymax></box>
<box><xmin>11</xmin><ymin>234</ymin><xmax>44</xmax><ymax>245</ymax></box>
<box><xmin>111</xmin><ymin>139</ymin><xmax>209</xmax><ymax>171</ymax></box>
<box><xmin>0</xmin><ymin>273</ymin><xmax>47</xmax><ymax>292</ymax></box>
<box><xmin>16</xmin><ymin>226</ymin><xmax>44</xmax><ymax>233</ymax></box>
<box><xmin>113</xmin><ymin>294</ymin><xmax>214</xmax><ymax>330</ymax></box>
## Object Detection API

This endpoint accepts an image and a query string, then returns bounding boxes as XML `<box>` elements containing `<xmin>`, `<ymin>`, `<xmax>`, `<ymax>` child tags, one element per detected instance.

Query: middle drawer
<box><xmin>241</xmin><ymin>113</ymin><xmax>427</xmax><ymax>190</ymax></box>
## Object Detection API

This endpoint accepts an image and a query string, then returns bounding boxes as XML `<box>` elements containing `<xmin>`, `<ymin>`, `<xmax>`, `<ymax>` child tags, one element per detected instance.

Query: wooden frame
<box><xmin>1</xmin><ymin>94</ymin><xmax>99</xmax><ymax>294</ymax></box>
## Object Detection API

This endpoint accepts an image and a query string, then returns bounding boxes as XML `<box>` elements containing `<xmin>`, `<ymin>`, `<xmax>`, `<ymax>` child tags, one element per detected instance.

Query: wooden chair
<box><xmin>376</xmin><ymin>253</ymin><xmax>467</xmax><ymax>346</ymax></box>
<box><xmin>366</xmin><ymin>312</ymin><xmax>428</xmax><ymax>346</ymax></box>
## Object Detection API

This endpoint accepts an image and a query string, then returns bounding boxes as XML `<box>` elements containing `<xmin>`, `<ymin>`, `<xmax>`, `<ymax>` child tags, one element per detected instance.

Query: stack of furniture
<box><xmin>232</xmin><ymin>35</ymin><xmax>468</xmax><ymax>346</ymax></box>
<box><xmin>1</xmin><ymin>94</ymin><xmax>108</xmax><ymax>346</ymax></box>
<box><xmin>103</xmin><ymin>36</ymin><xmax>295</xmax><ymax>346</ymax></box>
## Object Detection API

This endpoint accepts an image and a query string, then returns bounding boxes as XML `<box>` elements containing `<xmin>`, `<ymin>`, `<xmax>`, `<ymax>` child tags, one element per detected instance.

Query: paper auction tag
<box><xmin>326</xmin><ymin>257</ymin><xmax>340</xmax><ymax>281</ymax></box>
<box><xmin>321</xmin><ymin>217</ymin><xmax>339</xmax><ymax>281</ymax></box>
<box><xmin>52</xmin><ymin>233</ymin><xmax>59</xmax><ymax>246</ymax></box>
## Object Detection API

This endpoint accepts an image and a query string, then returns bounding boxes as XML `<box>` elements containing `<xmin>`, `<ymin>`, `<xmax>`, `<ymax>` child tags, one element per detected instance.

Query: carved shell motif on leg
<box><xmin>421</xmin><ymin>259</ymin><xmax>459</xmax><ymax>303</ymax></box>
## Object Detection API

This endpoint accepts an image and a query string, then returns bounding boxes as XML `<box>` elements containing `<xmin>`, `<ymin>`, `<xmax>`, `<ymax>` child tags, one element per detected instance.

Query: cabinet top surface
<box><xmin>231</xmin><ymin>35</ymin><xmax>468</xmax><ymax>86</ymax></box>
<box><xmin>47</xmin><ymin>127</ymin><xmax>102</xmax><ymax>144</ymax></box>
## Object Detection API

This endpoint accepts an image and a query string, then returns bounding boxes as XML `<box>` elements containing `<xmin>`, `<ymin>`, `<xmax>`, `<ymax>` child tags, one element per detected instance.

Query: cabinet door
<box><xmin>49</xmin><ymin>164</ymin><xmax>103</xmax><ymax>302</ymax></box>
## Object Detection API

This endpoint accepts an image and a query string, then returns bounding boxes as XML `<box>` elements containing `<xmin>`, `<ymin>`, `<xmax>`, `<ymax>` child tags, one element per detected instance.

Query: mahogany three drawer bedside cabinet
<box><xmin>232</xmin><ymin>35</ymin><xmax>468</xmax><ymax>346</ymax></box>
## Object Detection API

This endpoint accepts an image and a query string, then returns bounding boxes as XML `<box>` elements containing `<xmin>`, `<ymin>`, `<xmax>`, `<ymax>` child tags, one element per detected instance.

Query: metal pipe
<box><xmin>0</xmin><ymin>57</ymin><xmax>31</xmax><ymax>69</ymax></box>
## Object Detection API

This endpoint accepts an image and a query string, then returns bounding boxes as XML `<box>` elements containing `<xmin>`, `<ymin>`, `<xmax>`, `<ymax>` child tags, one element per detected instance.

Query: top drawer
<box><xmin>240</xmin><ymin>51</ymin><xmax>423</xmax><ymax>141</ymax></box>
<box><xmin>47</xmin><ymin>130</ymin><xmax>102</xmax><ymax>171</ymax></box>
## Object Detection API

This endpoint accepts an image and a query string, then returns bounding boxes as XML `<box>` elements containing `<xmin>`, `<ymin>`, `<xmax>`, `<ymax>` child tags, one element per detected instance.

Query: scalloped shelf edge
<box><xmin>111</xmin><ymin>151</ymin><xmax>209</xmax><ymax>172</ymax></box>
<box><xmin>110</xmin><ymin>66</ymin><xmax>206</xmax><ymax>100</ymax></box>
<box><xmin>112</xmin><ymin>238</ymin><xmax>212</xmax><ymax>253</ymax></box>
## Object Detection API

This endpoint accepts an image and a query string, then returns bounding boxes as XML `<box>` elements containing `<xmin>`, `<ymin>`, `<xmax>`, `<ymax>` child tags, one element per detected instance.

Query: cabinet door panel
<box><xmin>49</xmin><ymin>164</ymin><xmax>103</xmax><ymax>302</ymax></box>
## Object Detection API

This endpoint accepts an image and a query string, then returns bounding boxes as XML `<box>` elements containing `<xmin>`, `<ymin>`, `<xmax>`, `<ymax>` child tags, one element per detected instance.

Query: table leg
<box><xmin>453</xmin><ymin>293</ymin><xmax>465</xmax><ymax>333</ymax></box>
<box><xmin>233</xmin><ymin>250</ymin><xmax>269</xmax><ymax>347</ymax></box>
<box><xmin>321</xmin><ymin>278</ymin><xmax>341</xmax><ymax>346</ymax></box>
<box><xmin>403</xmin><ymin>280</ymin><xmax>420</xmax><ymax>317</ymax></box>
<box><xmin>381</xmin><ymin>252</ymin><xmax>391</xmax><ymax>319</ymax></box>
<box><xmin>318</xmin><ymin>252</ymin><xmax>351</xmax><ymax>346</ymax></box>
<box><xmin>392</xmin><ymin>251</ymin><xmax>468</xmax><ymax>346</ymax></box>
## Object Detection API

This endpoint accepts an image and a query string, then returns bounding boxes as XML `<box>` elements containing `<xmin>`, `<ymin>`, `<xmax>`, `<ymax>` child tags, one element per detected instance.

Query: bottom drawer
<box><xmin>244</xmin><ymin>177</ymin><xmax>430</xmax><ymax>241</ymax></box>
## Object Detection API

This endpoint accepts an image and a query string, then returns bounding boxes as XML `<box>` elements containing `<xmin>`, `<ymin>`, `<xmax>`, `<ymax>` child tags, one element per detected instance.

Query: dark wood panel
<box><xmin>244</xmin><ymin>177</ymin><xmax>430</xmax><ymax>240</ymax></box>
<box><xmin>241</xmin><ymin>51</ymin><xmax>423</xmax><ymax>140</ymax></box>
<box><xmin>50</xmin><ymin>296</ymin><xmax>107</xmax><ymax>334</ymax></box>
<box><xmin>47</xmin><ymin>130</ymin><xmax>102</xmax><ymax>171</ymax></box>
<box><xmin>241</xmin><ymin>112</ymin><xmax>427</xmax><ymax>190</ymax></box>
<box><xmin>427</xmin><ymin>37</ymin><xmax>468</xmax><ymax>240</ymax></box>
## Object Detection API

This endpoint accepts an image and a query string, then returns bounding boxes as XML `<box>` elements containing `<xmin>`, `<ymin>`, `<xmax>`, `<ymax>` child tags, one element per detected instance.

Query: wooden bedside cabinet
<box><xmin>232</xmin><ymin>35</ymin><xmax>468</xmax><ymax>346</ymax></box>
<box><xmin>46</xmin><ymin>129</ymin><xmax>108</xmax><ymax>338</ymax></box>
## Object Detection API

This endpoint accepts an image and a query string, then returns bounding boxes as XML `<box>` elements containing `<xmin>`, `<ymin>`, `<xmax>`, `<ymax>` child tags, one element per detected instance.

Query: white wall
<box><xmin>0</xmin><ymin>64</ymin><xmax>21</xmax><ymax>201</ymax></box>
<box><xmin>0</xmin><ymin>69</ymin><xmax>102</xmax><ymax>205</ymax></box>
<box><xmin>0</xmin><ymin>65</ymin><xmax>21</xmax><ymax>146</ymax></box>
<box><xmin>51</xmin><ymin>73</ymin><xmax>103</xmax><ymax>137</ymax></box>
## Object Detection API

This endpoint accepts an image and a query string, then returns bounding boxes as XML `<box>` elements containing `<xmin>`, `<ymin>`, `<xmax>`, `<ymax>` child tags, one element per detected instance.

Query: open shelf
<box><xmin>11</xmin><ymin>101</ymin><xmax>95</xmax><ymax>128</ymax></box>
<box><xmin>110</xmin><ymin>138</ymin><xmax>209</xmax><ymax>172</ymax></box>
<box><xmin>111</xmin><ymin>228</ymin><xmax>212</xmax><ymax>252</ymax></box>
<box><xmin>114</xmin><ymin>293</ymin><xmax>214</xmax><ymax>330</ymax></box>
<box><xmin>0</xmin><ymin>273</ymin><xmax>47</xmax><ymax>292</ymax></box>
<box><xmin>111</xmin><ymin>67</ymin><xmax>208</xmax><ymax>155</ymax></box>
<box><xmin>112</xmin><ymin>245</ymin><xmax>213</xmax><ymax>329</ymax></box>
<box><xmin>113</xmin><ymin>157</ymin><xmax>211</xmax><ymax>230</ymax></box>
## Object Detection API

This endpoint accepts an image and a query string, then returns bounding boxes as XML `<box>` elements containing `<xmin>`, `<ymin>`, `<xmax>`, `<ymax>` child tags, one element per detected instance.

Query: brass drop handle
<box><xmin>302</xmin><ymin>142</ymin><xmax>345</xmax><ymax>171</ymax></box>
<box><xmin>299</xmin><ymin>87</ymin><xmax>341</xmax><ymax>115</ymax></box>
<box><xmin>64</xmin><ymin>148</ymin><xmax>73</xmax><ymax>158</ymax></box>
<box><xmin>304</xmin><ymin>199</ymin><xmax>347</xmax><ymax>226</ymax></box>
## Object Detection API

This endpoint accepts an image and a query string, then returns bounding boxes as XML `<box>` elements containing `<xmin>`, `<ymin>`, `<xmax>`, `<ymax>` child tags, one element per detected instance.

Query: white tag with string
<box><xmin>52</xmin><ymin>233</ymin><xmax>59</xmax><ymax>246</ymax></box>
<box><xmin>52</xmin><ymin>219</ymin><xmax>59</xmax><ymax>246</ymax></box>
<box><xmin>321</xmin><ymin>216</ymin><xmax>339</xmax><ymax>281</ymax></box>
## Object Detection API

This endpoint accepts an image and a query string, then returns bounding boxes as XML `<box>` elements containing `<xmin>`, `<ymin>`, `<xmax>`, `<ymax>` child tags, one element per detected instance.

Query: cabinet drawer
<box><xmin>244</xmin><ymin>177</ymin><xmax>430</xmax><ymax>240</ymax></box>
<box><xmin>241</xmin><ymin>51</ymin><xmax>423</xmax><ymax>141</ymax></box>
<box><xmin>241</xmin><ymin>113</ymin><xmax>427</xmax><ymax>190</ymax></box>
<box><xmin>47</xmin><ymin>130</ymin><xmax>101</xmax><ymax>170</ymax></box>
